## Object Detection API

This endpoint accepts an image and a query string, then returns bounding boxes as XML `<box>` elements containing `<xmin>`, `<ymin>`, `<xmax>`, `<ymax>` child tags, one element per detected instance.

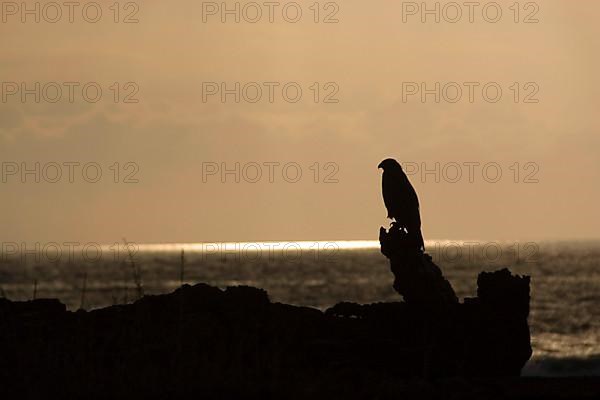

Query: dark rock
<box><xmin>0</xmin><ymin>273</ymin><xmax>532</xmax><ymax>398</ymax></box>
<box><xmin>477</xmin><ymin>268</ymin><xmax>531</xmax><ymax>318</ymax></box>
<box><xmin>0</xmin><ymin>227</ymin><xmax>533</xmax><ymax>397</ymax></box>
<box><xmin>380</xmin><ymin>224</ymin><xmax>458</xmax><ymax>305</ymax></box>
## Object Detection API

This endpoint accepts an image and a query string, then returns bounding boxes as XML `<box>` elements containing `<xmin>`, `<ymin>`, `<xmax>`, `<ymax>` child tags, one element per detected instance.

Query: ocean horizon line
<box><xmin>103</xmin><ymin>238</ymin><xmax>600</xmax><ymax>252</ymax></box>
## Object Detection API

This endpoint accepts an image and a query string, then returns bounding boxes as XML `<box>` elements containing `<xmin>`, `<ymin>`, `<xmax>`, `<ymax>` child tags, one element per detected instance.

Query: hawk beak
<box><xmin>377</xmin><ymin>162</ymin><xmax>384</xmax><ymax>169</ymax></box>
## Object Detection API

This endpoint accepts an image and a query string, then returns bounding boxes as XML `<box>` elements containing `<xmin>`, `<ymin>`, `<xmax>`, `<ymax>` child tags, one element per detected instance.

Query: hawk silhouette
<box><xmin>378</xmin><ymin>158</ymin><xmax>424</xmax><ymax>250</ymax></box>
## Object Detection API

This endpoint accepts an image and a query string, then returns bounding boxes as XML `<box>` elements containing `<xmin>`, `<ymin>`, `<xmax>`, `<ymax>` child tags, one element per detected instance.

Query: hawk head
<box><xmin>378</xmin><ymin>158</ymin><xmax>402</xmax><ymax>171</ymax></box>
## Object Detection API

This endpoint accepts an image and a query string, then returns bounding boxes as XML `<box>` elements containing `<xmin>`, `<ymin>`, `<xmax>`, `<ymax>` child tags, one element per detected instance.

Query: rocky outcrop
<box><xmin>378</xmin><ymin>223</ymin><xmax>531</xmax><ymax>378</ymax></box>
<box><xmin>0</xmin><ymin>281</ymin><xmax>532</xmax><ymax>397</ymax></box>
<box><xmin>379</xmin><ymin>223</ymin><xmax>458</xmax><ymax>304</ymax></box>
<box><xmin>0</xmin><ymin>225</ymin><xmax>534</xmax><ymax>397</ymax></box>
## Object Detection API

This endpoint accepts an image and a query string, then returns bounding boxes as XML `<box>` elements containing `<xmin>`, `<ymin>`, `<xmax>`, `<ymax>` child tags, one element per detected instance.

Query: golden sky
<box><xmin>1</xmin><ymin>0</ymin><xmax>599</xmax><ymax>243</ymax></box>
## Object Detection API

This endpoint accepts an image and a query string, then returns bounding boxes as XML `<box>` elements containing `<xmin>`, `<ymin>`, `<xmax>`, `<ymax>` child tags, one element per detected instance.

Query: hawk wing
<box><xmin>382</xmin><ymin>169</ymin><xmax>420</xmax><ymax>222</ymax></box>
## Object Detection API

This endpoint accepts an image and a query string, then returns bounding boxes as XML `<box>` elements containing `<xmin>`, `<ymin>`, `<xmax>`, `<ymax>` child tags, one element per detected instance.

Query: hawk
<box><xmin>378</xmin><ymin>158</ymin><xmax>424</xmax><ymax>250</ymax></box>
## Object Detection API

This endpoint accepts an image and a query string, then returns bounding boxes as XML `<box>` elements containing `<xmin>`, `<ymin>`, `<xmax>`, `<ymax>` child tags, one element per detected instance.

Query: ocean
<box><xmin>1</xmin><ymin>240</ymin><xmax>599</xmax><ymax>377</ymax></box>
